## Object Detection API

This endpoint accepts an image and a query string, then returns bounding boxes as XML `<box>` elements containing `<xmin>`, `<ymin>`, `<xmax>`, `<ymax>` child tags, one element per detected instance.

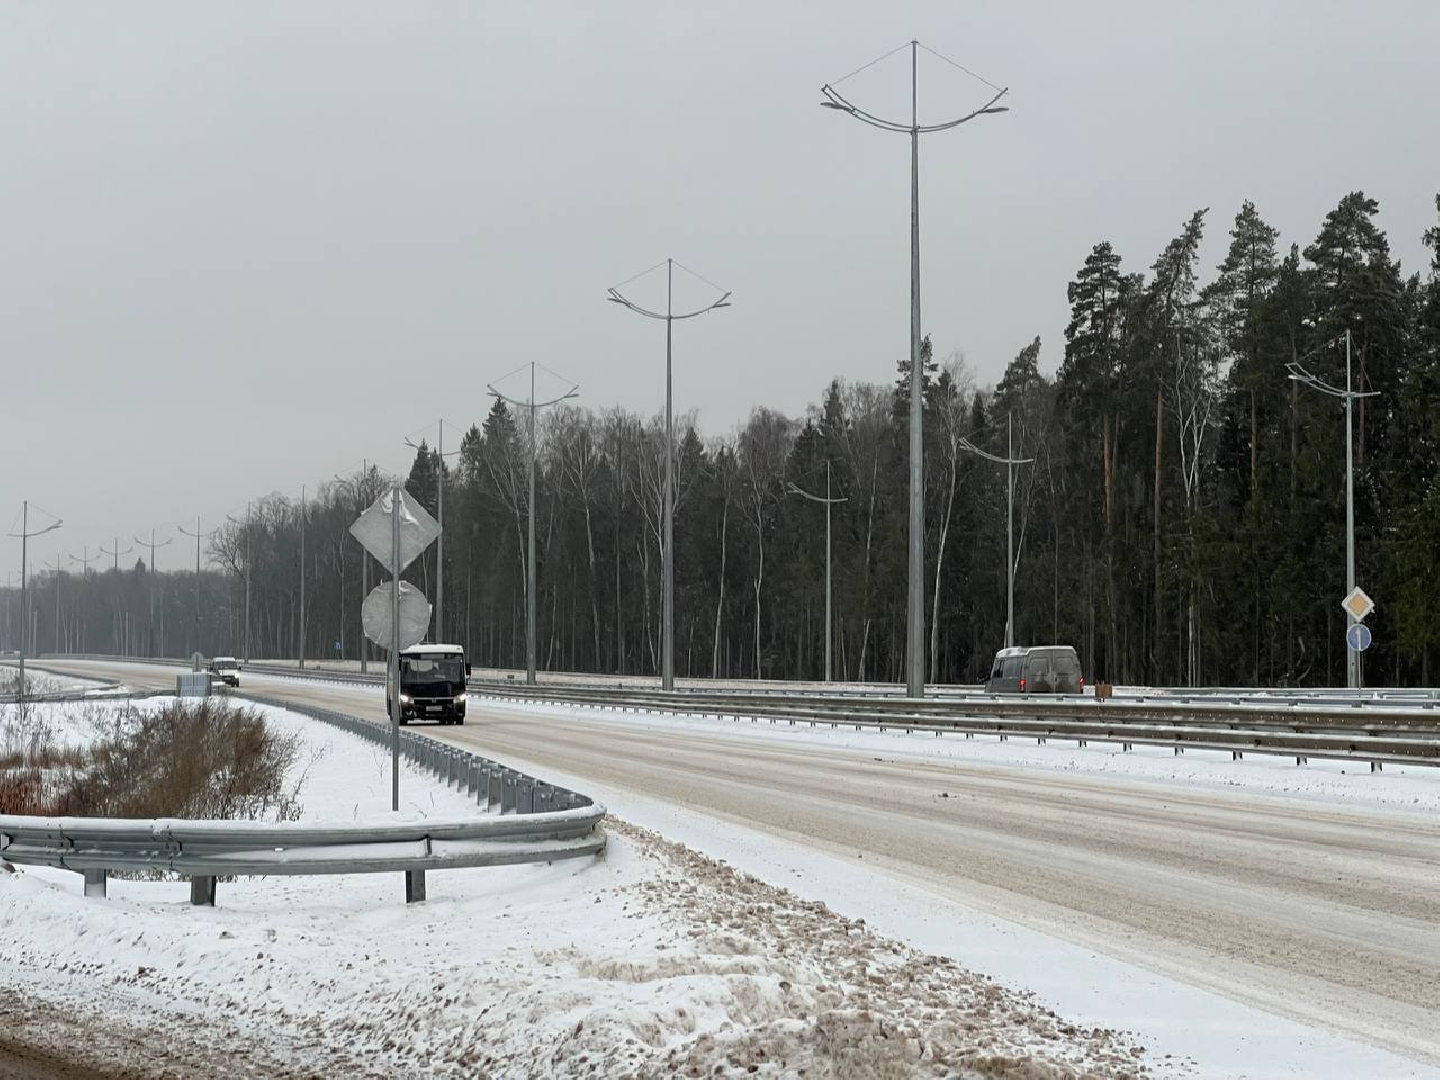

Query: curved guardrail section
<box><xmin>0</xmin><ymin>694</ymin><xmax>605</xmax><ymax>906</ymax></box>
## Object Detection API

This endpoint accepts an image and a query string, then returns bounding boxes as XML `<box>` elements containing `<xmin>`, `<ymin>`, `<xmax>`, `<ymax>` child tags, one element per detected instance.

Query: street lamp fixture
<box><xmin>607</xmin><ymin>257</ymin><xmax>732</xmax><ymax>691</ymax></box>
<box><xmin>821</xmin><ymin>39</ymin><xmax>1008</xmax><ymax>697</ymax></box>
<box><xmin>487</xmin><ymin>363</ymin><xmax>580</xmax><ymax>686</ymax></box>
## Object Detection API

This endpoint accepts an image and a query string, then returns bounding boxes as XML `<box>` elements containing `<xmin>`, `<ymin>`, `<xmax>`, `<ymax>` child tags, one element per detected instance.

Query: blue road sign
<box><xmin>334</xmin><ymin>640</ymin><xmax>342</xmax><ymax>652</ymax></box>
<box><xmin>1346</xmin><ymin>623</ymin><xmax>1372</xmax><ymax>652</ymax></box>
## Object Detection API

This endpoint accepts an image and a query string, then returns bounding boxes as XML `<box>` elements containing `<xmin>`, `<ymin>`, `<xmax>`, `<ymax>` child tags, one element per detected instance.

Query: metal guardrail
<box><xmin>29</xmin><ymin>655</ymin><xmax>1440</xmax><ymax>770</ymax></box>
<box><xmin>0</xmin><ymin>693</ymin><xmax>606</xmax><ymax>906</ymax></box>
<box><xmin>468</xmin><ymin>684</ymin><xmax>1440</xmax><ymax>772</ymax></box>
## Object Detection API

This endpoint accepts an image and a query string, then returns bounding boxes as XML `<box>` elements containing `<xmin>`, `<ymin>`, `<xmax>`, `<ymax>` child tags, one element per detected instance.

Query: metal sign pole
<box><xmin>390</xmin><ymin>482</ymin><xmax>401</xmax><ymax>812</ymax></box>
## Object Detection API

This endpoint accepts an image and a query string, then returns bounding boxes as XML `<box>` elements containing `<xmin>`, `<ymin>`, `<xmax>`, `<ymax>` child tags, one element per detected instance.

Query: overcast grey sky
<box><xmin>3</xmin><ymin>1</ymin><xmax>1438</xmax><ymax>573</ymax></box>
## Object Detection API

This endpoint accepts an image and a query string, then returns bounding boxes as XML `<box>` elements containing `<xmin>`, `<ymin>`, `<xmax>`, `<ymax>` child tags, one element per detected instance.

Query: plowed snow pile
<box><xmin>0</xmin><ymin>703</ymin><xmax>1154</xmax><ymax>1078</ymax></box>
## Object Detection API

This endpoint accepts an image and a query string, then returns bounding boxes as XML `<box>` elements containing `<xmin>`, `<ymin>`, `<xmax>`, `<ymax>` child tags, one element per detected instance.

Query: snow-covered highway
<box><xmin>32</xmin><ymin>658</ymin><xmax>1440</xmax><ymax>1076</ymax></box>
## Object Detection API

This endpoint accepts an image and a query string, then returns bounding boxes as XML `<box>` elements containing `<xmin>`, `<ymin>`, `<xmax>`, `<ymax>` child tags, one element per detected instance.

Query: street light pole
<box><xmin>98</xmin><ymin>536</ymin><xmax>133</xmax><ymax>655</ymax></box>
<box><xmin>1344</xmin><ymin>330</ymin><xmax>1356</xmax><ymax>688</ymax></box>
<box><xmin>177</xmin><ymin>516</ymin><xmax>216</xmax><ymax>659</ymax></box>
<box><xmin>959</xmin><ymin>411</ymin><xmax>1034</xmax><ymax>650</ymax></box>
<box><xmin>134</xmin><ymin>529</ymin><xmax>173</xmax><ymax>658</ymax></box>
<box><xmin>488</xmin><ymin>364</ymin><xmax>579</xmax><ymax>685</ymax></box>
<box><xmin>223</xmin><ymin>508</ymin><xmax>251</xmax><ymax>662</ymax></box>
<box><xmin>41</xmin><ymin>558</ymin><xmax>61</xmax><ymax>655</ymax></box>
<box><xmin>822</xmin><ymin>41</ymin><xmax>1008</xmax><ymax>697</ymax></box>
<box><xmin>70</xmin><ymin>546</ymin><xmax>102</xmax><ymax>654</ymax></box>
<box><xmin>1287</xmin><ymin>327</ymin><xmax>1377</xmax><ymax>690</ymax></box>
<box><xmin>8</xmin><ymin>501</ymin><xmax>63</xmax><ymax>698</ymax></box>
<box><xmin>608</xmin><ymin>259</ymin><xmax>732</xmax><ymax>691</ymax></box>
<box><xmin>788</xmin><ymin>460</ymin><xmax>848</xmax><ymax>682</ymax></box>
<box><xmin>405</xmin><ymin>423</ymin><xmax>460</xmax><ymax>644</ymax></box>
<box><xmin>299</xmin><ymin>486</ymin><xmax>306</xmax><ymax>669</ymax></box>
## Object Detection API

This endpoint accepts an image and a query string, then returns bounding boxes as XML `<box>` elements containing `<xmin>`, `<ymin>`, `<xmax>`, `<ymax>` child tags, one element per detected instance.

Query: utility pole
<box><xmin>608</xmin><ymin>258</ymin><xmax>732</xmax><ymax>690</ymax></box>
<box><xmin>822</xmin><ymin>40</ymin><xmax>1008</xmax><ymax>695</ymax></box>
<box><xmin>488</xmin><ymin>364</ymin><xmax>579</xmax><ymax>685</ymax></box>
<box><xmin>405</xmin><ymin>423</ymin><xmax>459</xmax><ymax>643</ymax></box>
<box><xmin>177</xmin><ymin>516</ymin><xmax>216</xmax><ymax>659</ymax></box>
<box><xmin>788</xmin><ymin>460</ymin><xmax>847</xmax><ymax>681</ymax></box>
<box><xmin>134</xmin><ymin>529</ymin><xmax>172</xmax><ymax>658</ymax></box>
<box><xmin>8</xmin><ymin>501</ymin><xmax>63</xmax><ymax>698</ymax></box>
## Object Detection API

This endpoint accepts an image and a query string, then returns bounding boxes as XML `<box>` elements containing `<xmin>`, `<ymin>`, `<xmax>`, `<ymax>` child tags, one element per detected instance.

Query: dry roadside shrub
<box><xmin>52</xmin><ymin>698</ymin><xmax>305</xmax><ymax>822</ymax></box>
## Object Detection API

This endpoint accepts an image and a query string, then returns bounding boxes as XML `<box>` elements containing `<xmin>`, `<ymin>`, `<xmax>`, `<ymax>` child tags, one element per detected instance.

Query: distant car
<box><xmin>209</xmin><ymin>656</ymin><xmax>241</xmax><ymax>688</ymax></box>
<box><xmin>984</xmin><ymin>645</ymin><xmax>1084</xmax><ymax>694</ymax></box>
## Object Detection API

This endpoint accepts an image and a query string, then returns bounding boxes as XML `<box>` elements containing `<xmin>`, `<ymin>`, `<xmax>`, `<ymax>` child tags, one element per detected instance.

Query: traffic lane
<box><xmin>433</xmin><ymin>700</ymin><xmax>1440</xmax><ymax>1066</ymax></box>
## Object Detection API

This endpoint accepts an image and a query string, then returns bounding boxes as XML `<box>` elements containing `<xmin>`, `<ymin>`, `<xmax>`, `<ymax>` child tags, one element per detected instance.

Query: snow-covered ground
<box><xmin>1</xmin><ymin>698</ymin><xmax>1156</xmax><ymax>1078</ymax></box>
<box><xmin>457</xmin><ymin>696</ymin><xmax>1440</xmax><ymax>1079</ymax></box>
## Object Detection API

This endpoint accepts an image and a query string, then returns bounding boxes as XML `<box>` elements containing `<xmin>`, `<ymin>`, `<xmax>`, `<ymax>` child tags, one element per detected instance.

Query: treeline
<box><xmin>5</xmin><ymin>191</ymin><xmax>1439</xmax><ymax>686</ymax></box>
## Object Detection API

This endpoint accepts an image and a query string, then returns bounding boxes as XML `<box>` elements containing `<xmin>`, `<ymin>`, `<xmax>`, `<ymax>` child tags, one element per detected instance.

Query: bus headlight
<box><xmin>399</xmin><ymin>694</ymin><xmax>412</xmax><ymax>705</ymax></box>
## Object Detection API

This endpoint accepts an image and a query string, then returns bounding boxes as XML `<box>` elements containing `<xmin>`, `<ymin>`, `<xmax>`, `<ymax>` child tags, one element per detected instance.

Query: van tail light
<box><xmin>1080</xmin><ymin>676</ymin><xmax>1086</xmax><ymax>689</ymax></box>
<box><xmin>1019</xmin><ymin>677</ymin><xmax>1027</xmax><ymax>693</ymax></box>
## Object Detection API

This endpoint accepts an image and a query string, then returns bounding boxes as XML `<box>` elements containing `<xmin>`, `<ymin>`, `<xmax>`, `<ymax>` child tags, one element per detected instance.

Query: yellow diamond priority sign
<box><xmin>1342</xmin><ymin>586</ymin><xmax>1374</xmax><ymax>622</ymax></box>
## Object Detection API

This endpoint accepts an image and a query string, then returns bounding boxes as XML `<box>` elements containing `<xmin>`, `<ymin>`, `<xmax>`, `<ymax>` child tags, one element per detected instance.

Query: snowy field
<box><xmin>1</xmin><ymin>697</ymin><xmax>1157</xmax><ymax>1078</ymax></box>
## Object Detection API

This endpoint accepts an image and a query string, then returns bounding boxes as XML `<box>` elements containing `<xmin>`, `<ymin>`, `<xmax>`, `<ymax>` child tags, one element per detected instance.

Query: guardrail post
<box><xmin>487</xmin><ymin>767</ymin><xmax>501</xmax><ymax>810</ymax></box>
<box><xmin>190</xmin><ymin>876</ymin><xmax>216</xmax><ymax>906</ymax></box>
<box><xmin>405</xmin><ymin>869</ymin><xmax>426</xmax><ymax>903</ymax></box>
<box><xmin>518</xmin><ymin>778</ymin><xmax>535</xmax><ymax>814</ymax></box>
<box><xmin>502</xmin><ymin>772</ymin><xmax>516</xmax><ymax>814</ymax></box>
<box><xmin>83</xmin><ymin>869</ymin><xmax>107</xmax><ymax>898</ymax></box>
<box><xmin>1371</xmin><ymin>761</ymin><xmax>1383</xmax><ymax>773</ymax></box>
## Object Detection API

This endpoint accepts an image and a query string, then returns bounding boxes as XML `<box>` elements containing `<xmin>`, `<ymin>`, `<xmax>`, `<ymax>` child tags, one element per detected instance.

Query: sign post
<box><xmin>1340</xmin><ymin>587</ymin><xmax>1374</xmax><ymax>693</ymax></box>
<box><xmin>348</xmin><ymin>485</ymin><xmax>440</xmax><ymax>812</ymax></box>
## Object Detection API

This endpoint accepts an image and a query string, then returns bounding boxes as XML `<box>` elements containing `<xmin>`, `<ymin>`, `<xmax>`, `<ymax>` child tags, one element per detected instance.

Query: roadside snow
<box><xmin>1</xmin><ymin>699</ymin><xmax>1158</xmax><ymax>1078</ymax></box>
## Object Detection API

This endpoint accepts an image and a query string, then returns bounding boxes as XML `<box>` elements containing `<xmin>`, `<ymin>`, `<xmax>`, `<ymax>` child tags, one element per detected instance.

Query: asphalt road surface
<box><xmin>28</xmin><ymin>658</ymin><xmax>1440</xmax><ymax>1068</ymax></box>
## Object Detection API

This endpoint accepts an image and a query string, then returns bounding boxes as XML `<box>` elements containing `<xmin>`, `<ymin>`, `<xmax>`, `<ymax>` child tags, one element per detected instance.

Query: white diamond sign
<box><xmin>349</xmin><ymin>488</ymin><xmax>440</xmax><ymax>575</ymax></box>
<box><xmin>1341</xmin><ymin>586</ymin><xmax>1374</xmax><ymax>622</ymax></box>
<box><xmin>361</xmin><ymin>581</ymin><xmax>432</xmax><ymax>651</ymax></box>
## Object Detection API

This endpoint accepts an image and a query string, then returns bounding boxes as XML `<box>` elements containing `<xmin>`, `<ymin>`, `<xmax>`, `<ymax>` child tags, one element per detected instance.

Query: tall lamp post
<box><xmin>1287</xmin><ymin>328</ymin><xmax>1377</xmax><ymax>689</ymax></box>
<box><xmin>821</xmin><ymin>40</ymin><xmax>1008</xmax><ymax>697</ymax></box>
<box><xmin>608</xmin><ymin>258</ymin><xmax>731</xmax><ymax>691</ymax></box>
<box><xmin>7</xmin><ymin>501</ymin><xmax>63</xmax><ymax>698</ymax></box>
<box><xmin>41</xmin><ymin>558</ymin><xmax>63</xmax><ymax>655</ymax></box>
<box><xmin>224</xmin><ymin>508</ymin><xmax>252</xmax><ymax>663</ymax></box>
<box><xmin>134</xmin><ymin>529</ymin><xmax>173</xmax><ymax>658</ymax></box>
<box><xmin>98</xmin><ymin>537</ymin><xmax>134</xmax><ymax>655</ymax></box>
<box><xmin>959</xmin><ymin>411</ymin><xmax>1033</xmax><ymax>649</ymax></box>
<box><xmin>787</xmin><ymin>461</ymin><xmax>847</xmax><ymax>682</ymax></box>
<box><xmin>178</xmin><ymin>516</ymin><xmax>217</xmax><ymax>659</ymax></box>
<box><xmin>405</xmin><ymin>421</ymin><xmax>461</xmax><ymax>644</ymax></box>
<box><xmin>70</xmin><ymin>547</ymin><xmax>102</xmax><ymax>654</ymax></box>
<box><xmin>487</xmin><ymin>363</ymin><xmax>579</xmax><ymax>685</ymax></box>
